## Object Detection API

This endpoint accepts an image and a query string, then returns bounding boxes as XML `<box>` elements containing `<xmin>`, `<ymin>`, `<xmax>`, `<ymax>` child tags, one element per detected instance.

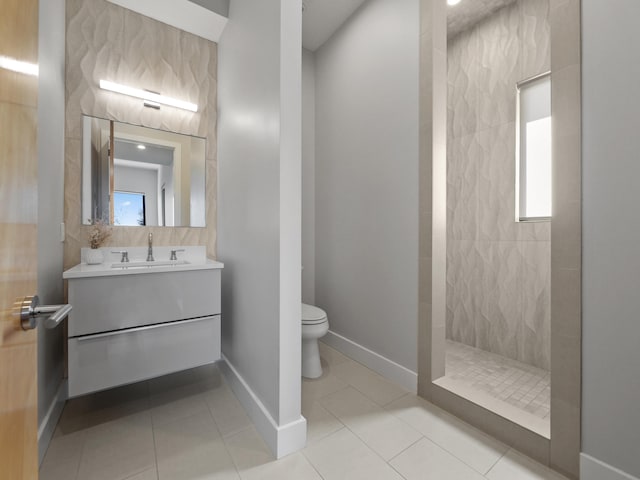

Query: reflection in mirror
<box><xmin>82</xmin><ymin>116</ymin><xmax>206</xmax><ymax>227</ymax></box>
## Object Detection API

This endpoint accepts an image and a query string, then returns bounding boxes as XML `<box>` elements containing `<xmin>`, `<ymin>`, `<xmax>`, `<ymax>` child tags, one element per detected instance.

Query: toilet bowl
<box><xmin>302</xmin><ymin>303</ymin><xmax>329</xmax><ymax>379</ymax></box>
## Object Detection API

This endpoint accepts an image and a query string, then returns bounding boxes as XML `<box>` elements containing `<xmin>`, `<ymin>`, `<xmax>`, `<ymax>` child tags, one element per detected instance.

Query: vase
<box><xmin>85</xmin><ymin>248</ymin><xmax>104</xmax><ymax>265</ymax></box>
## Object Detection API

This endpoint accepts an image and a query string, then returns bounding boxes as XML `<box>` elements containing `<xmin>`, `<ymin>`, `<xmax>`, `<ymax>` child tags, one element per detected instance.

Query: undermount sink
<box><xmin>111</xmin><ymin>260</ymin><xmax>190</xmax><ymax>269</ymax></box>
<box><xmin>64</xmin><ymin>246</ymin><xmax>223</xmax><ymax>279</ymax></box>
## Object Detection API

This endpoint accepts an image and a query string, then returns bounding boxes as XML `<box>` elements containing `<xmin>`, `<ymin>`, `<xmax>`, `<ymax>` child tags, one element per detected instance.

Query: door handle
<box><xmin>17</xmin><ymin>295</ymin><xmax>73</xmax><ymax>331</ymax></box>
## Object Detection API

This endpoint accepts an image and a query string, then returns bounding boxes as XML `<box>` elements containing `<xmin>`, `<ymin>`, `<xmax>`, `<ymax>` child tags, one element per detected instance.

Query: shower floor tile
<box><xmin>438</xmin><ymin>340</ymin><xmax>550</xmax><ymax>436</ymax></box>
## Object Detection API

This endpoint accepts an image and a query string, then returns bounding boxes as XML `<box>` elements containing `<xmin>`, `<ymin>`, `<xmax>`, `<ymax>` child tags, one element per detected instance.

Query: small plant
<box><xmin>87</xmin><ymin>219</ymin><xmax>112</xmax><ymax>249</ymax></box>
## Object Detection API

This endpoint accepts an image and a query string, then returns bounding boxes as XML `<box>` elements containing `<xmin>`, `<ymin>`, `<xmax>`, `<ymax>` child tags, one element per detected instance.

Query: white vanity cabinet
<box><xmin>63</xmin><ymin>249</ymin><xmax>223</xmax><ymax>397</ymax></box>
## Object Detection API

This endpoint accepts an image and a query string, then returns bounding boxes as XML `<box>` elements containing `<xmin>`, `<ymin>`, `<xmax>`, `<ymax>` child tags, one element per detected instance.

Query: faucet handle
<box><xmin>170</xmin><ymin>249</ymin><xmax>185</xmax><ymax>261</ymax></box>
<box><xmin>111</xmin><ymin>251</ymin><xmax>129</xmax><ymax>263</ymax></box>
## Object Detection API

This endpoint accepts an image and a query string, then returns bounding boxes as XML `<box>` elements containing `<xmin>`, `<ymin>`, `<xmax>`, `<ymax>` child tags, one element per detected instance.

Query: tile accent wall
<box><xmin>446</xmin><ymin>0</ymin><xmax>551</xmax><ymax>370</ymax></box>
<box><xmin>64</xmin><ymin>0</ymin><xmax>218</xmax><ymax>270</ymax></box>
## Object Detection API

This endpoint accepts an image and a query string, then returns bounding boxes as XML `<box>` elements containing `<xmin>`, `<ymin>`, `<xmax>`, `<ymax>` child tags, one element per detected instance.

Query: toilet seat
<box><xmin>302</xmin><ymin>303</ymin><xmax>327</xmax><ymax>325</ymax></box>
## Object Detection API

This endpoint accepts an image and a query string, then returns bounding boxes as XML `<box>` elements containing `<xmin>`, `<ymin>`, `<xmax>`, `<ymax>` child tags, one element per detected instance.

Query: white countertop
<box><xmin>64</xmin><ymin>246</ymin><xmax>224</xmax><ymax>279</ymax></box>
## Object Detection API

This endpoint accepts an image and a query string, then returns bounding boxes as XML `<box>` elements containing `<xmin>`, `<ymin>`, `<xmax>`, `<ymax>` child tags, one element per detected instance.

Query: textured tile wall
<box><xmin>446</xmin><ymin>0</ymin><xmax>551</xmax><ymax>370</ymax></box>
<box><xmin>64</xmin><ymin>0</ymin><xmax>218</xmax><ymax>270</ymax></box>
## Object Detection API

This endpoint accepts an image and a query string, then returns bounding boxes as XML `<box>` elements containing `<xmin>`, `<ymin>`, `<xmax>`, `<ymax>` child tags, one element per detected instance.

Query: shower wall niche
<box><xmin>446</xmin><ymin>0</ymin><xmax>551</xmax><ymax>370</ymax></box>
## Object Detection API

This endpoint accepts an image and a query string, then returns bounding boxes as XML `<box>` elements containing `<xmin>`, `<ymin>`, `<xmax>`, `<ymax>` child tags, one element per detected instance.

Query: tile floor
<box><xmin>40</xmin><ymin>342</ymin><xmax>567</xmax><ymax>480</ymax></box>
<box><xmin>444</xmin><ymin>340</ymin><xmax>551</xmax><ymax>418</ymax></box>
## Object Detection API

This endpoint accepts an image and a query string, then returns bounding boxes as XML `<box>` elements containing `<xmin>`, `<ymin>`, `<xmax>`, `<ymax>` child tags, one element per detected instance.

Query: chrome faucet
<box><xmin>170</xmin><ymin>249</ymin><xmax>185</xmax><ymax>261</ymax></box>
<box><xmin>147</xmin><ymin>232</ymin><xmax>154</xmax><ymax>261</ymax></box>
<box><xmin>111</xmin><ymin>250</ymin><xmax>129</xmax><ymax>263</ymax></box>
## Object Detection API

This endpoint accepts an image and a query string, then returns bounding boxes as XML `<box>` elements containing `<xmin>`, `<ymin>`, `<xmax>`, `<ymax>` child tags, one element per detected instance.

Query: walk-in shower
<box><xmin>438</xmin><ymin>0</ymin><xmax>552</xmax><ymax>437</ymax></box>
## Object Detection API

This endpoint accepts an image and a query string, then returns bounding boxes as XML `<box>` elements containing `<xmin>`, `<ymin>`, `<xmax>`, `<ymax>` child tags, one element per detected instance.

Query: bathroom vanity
<box><xmin>63</xmin><ymin>246</ymin><xmax>223</xmax><ymax>397</ymax></box>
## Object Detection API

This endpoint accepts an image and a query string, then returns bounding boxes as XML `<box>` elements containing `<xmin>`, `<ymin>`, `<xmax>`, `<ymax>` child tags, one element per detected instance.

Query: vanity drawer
<box><xmin>68</xmin><ymin>268</ymin><xmax>221</xmax><ymax>336</ymax></box>
<box><xmin>68</xmin><ymin>315</ymin><xmax>220</xmax><ymax>397</ymax></box>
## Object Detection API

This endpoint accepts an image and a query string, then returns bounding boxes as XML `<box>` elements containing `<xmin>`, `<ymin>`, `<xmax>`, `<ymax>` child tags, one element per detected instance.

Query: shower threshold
<box><xmin>434</xmin><ymin>340</ymin><xmax>550</xmax><ymax>438</ymax></box>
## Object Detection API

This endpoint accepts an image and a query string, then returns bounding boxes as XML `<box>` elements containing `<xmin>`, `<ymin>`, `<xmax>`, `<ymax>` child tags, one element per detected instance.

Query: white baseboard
<box><xmin>322</xmin><ymin>330</ymin><xmax>418</xmax><ymax>393</ymax></box>
<box><xmin>38</xmin><ymin>380</ymin><xmax>67</xmax><ymax>466</ymax></box>
<box><xmin>581</xmin><ymin>453</ymin><xmax>640</xmax><ymax>480</ymax></box>
<box><xmin>220</xmin><ymin>356</ymin><xmax>307</xmax><ymax>459</ymax></box>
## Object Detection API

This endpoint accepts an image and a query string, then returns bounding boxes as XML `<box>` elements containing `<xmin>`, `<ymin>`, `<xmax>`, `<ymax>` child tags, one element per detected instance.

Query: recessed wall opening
<box><xmin>419</xmin><ymin>0</ymin><xmax>582</xmax><ymax>476</ymax></box>
<box><xmin>432</xmin><ymin>0</ymin><xmax>552</xmax><ymax>438</ymax></box>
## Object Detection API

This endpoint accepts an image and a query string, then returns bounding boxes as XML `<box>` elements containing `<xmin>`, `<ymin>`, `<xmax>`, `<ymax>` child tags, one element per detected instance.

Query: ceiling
<box><xmin>162</xmin><ymin>0</ymin><xmax>518</xmax><ymax>52</ymax></box>
<box><xmin>302</xmin><ymin>0</ymin><xmax>368</xmax><ymax>51</ymax></box>
<box><xmin>447</xmin><ymin>0</ymin><xmax>518</xmax><ymax>38</ymax></box>
<box><xmin>301</xmin><ymin>0</ymin><xmax>518</xmax><ymax>51</ymax></box>
<box><xmin>115</xmin><ymin>140</ymin><xmax>174</xmax><ymax>166</ymax></box>
<box><xmin>187</xmin><ymin>0</ymin><xmax>229</xmax><ymax>17</ymax></box>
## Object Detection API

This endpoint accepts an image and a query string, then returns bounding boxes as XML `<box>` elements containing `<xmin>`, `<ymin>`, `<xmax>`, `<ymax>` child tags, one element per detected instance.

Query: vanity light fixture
<box><xmin>447</xmin><ymin>0</ymin><xmax>462</xmax><ymax>5</ymax></box>
<box><xmin>0</xmin><ymin>55</ymin><xmax>39</xmax><ymax>76</ymax></box>
<box><xmin>99</xmin><ymin>80</ymin><xmax>198</xmax><ymax>113</ymax></box>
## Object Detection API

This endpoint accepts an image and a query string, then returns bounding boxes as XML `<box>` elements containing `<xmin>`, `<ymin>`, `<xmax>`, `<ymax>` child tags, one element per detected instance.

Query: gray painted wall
<box><xmin>37</xmin><ymin>0</ymin><xmax>66</xmax><ymax>435</ymax></box>
<box><xmin>582</xmin><ymin>0</ymin><xmax>640</xmax><ymax>477</ymax></box>
<box><xmin>314</xmin><ymin>0</ymin><xmax>419</xmax><ymax>371</ymax></box>
<box><xmin>218</xmin><ymin>0</ymin><xmax>302</xmax><ymax>426</ymax></box>
<box><xmin>302</xmin><ymin>49</ymin><xmax>315</xmax><ymax>305</ymax></box>
<box><xmin>188</xmin><ymin>0</ymin><xmax>229</xmax><ymax>17</ymax></box>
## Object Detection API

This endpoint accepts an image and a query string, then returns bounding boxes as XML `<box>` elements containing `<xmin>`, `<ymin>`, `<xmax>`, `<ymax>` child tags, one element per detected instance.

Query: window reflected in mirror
<box><xmin>82</xmin><ymin>115</ymin><xmax>206</xmax><ymax>227</ymax></box>
<box><xmin>114</xmin><ymin>191</ymin><xmax>146</xmax><ymax>226</ymax></box>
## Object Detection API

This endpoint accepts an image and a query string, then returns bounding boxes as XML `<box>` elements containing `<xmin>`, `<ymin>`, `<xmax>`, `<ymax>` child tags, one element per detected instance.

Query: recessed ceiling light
<box><xmin>448</xmin><ymin>0</ymin><xmax>462</xmax><ymax>6</ymax></box>
<box><xmin>137</xmin><ymin>144</ymin><xmax>146</xmax><ymax>150</ymax></box>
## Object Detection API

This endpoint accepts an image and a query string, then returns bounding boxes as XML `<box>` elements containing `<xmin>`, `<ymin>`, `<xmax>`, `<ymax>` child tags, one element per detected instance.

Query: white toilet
<box><xmin>301</xmin><ymin>303</ymin><xmax>329</xmax><ymax>379</ymax></box>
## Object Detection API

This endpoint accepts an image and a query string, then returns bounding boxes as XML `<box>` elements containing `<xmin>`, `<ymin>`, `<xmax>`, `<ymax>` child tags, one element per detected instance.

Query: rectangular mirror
<box><xmin>82</xmin><ymin>115</ymin><xmax>206</xmax><ymax>227</ymax></box>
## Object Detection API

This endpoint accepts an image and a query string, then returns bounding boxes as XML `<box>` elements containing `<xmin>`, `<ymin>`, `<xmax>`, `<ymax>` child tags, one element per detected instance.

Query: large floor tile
<box><xmin>63</xmin><ymin>382</ymin><xmax>150</xmax><ymax>418</ymax></box>
<box><xmin>154</xmin><ymin>411</ymin><xmax>236</xmax><ymax>480</ymax></box>
<box><xmin>224</xmin><ymin>426</ymin><xmax>273</xmax><ymax>473</ymax></box>
<box><xmin>329</xmin><ymin>360</ymin><xmax>408</xmax><ymax>406</ymax></box>
<box><xmin>386</xmin><ymin>394</ymin><xmax>508</xmax><ymax>474</ymax></box>
<box><xmin>76</xmin><ymin>413</ymin><xmax>156</xmax><ymax>480</ymax></box>
<box><xmin>124</xmin><ymin>468</ymin><xmax>159</xmax><ymax>480</ymax></box>
<box><xmin>153</xmin><ymin>410</ymin><xmax>221</xmax><ymax>452</ymax></box>
<box><xmin>319</xmin><ymin>386</ymin><xmax>422</xmax><ymax>460</ymax></box>
<box><xmin>56</xmin><ymin>383</ymin><xmax>151</xmax><ymax>436</ymax></box>
<box><xmin>41</xmin><ymin>429</ymin><xmax>86</xmax><ymax>466</ymax></box>
<box><xmin>39</xmin><ymin>432</ymin><xmax>86</xmax><ymax>480</ymax></box>
<box><xmin>318</xmin><ymin>342</ymin><xmax>352</xmax><ymax>366</ymax></box>
<box><xmin>302</xmin><ymin>372</ymin><xmax>348</xmax><ymax>404</ymax></box>
<box><xmin>157</xmin><ymin>438</ymin><xmax>237</xmax><ymax>480</ymax></box>
<box><xmin>486</xmin><ymin>449</ymin><xmax>569</xmax><ymax>480</ymax></box>
<box><xmin>390</xmin><ymin>437</ymin><xmax>487</xmax><ymax>480</ymax></box>
<box><xmin>150</xmin><ymin>384</ymin><xmax>210</xmax><ymax>428</ymax></box>
<box><xmin>39</xmin><ymin>461</ymin><xmax>81</xmax><ymax>480</ymax></box>
<box><xmin>301</xmin><ymin>399</ymin><xmax>344</xmax><ymax>444</ymax></box>
<box><xmin>41</xmin><ymin>360</ymin><xmax>567</xmax><ymax>480</ymax></box>
<box><xmin>240</xmin><ymin>452</ymin><xmax>322</xmax><ymax>480</ymax></box>
<box><xmin>203</xmin><ymin>382</ymin><xmax>253</xmax><ymax>437</ymax></box>
<box><xmin>303</xmin><ymin>427</ymin><xmax>404</xmax><ymax>480</ymax></box>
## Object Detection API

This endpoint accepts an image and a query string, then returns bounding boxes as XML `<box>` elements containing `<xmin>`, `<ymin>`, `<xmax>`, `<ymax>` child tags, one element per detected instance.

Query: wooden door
<box><xmin>0</xmin><ymin>0</ymin><xmax>40</xmax><ymax>478</ymax></box>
